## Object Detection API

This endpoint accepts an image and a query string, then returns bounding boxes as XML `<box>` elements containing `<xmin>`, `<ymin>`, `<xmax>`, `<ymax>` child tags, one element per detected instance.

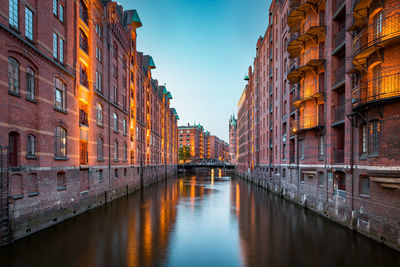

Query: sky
<box><xmin>119</xmin><ymin>0</ymin><xmax>271</xmax><ymax>142</ymax></box>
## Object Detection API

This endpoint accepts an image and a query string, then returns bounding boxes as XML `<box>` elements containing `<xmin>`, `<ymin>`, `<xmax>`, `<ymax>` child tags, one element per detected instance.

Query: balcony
<box><xmin>353</xmin><ymin>11</ymin><xmax>400</xmax><ymax>62</ymax></box>
<box><xmin>293</xmin><ymin>80</ymin><xmax>324</xmax><ymax>106</ymax></box>
<box><xmin>332</xmin><ymin>65</ymin><xmax>346</xmax><ymax>89</ymax></box>
<box><xmin>287</xmin><ymin>0</ymin><xmax>321</xmax><ymax>31</ymax></box>
<box><xmin>296</xmin><ymin>114</ymin><xmax>324</xmax><ymax>131</ymax></box>
<box><xmin>333</xmin><ymin>27</ymin><xmax>346</xmax><ymax>52</ymax></box>
<box><xmin>333</xmin><ymin>105</ymin><xmax>345</xmax><ymax>124</ymax></box>
<box><xmin>352</xmin><ymin>72</ymin><xmax>400</xmax><ymax>108</ymax></box>
<box><xmin>299</xmin><ymin>14</ymin><xmax>325</xmax><ymax>36</ymax></box>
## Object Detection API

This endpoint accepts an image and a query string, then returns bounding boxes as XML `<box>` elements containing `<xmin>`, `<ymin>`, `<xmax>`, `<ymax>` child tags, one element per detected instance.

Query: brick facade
<box><xmin>0</xmin><ymin>0</ymin><xmax>178</xmax><ymax>244</ymax></box>
<box><xmin>236</xmin><ymin>0</ymin><xmax>400</xmax><ymax>251</ymax></box>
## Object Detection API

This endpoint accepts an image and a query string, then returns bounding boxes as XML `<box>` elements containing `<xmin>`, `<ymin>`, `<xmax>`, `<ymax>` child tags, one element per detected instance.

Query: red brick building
<box><xmin>0</xmin><ymin>0</ymin><xmax>178</xmax><ymax>245</ymax></box>
<box><xmin>237</xmin><ymin>0</ymin><xmax>400</xmax><ymax>250</ymax></box>
<box><xmin>229</xmin><ymin>114</ymin><xmax>238</xmax><ymax>164</ymax></box>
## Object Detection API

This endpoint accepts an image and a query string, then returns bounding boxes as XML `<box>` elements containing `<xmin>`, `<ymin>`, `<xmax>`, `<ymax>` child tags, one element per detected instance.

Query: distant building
<box><xmin>229</xmin><ymin>114</ymin><xmax>238</xmax><ymax>164</ymax></box>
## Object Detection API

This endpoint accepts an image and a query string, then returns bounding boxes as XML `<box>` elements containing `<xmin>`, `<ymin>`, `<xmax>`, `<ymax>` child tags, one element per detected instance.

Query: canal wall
<box><xmin>236</xmin><ymin>170</ymin><xmax>400</xmax><ymax>252</ymax></box>
<box><xmin>7</xmin><ymin>165</ymin><xmax>177</xmax><ymax>243</ymax></box>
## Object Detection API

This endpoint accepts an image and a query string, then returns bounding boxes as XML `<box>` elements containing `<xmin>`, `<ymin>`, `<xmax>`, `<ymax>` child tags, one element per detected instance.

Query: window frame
<box><xmin>26</xmin><ymin>66</ymin><xmax>35</xmax><ymax>100</ymax></box>
<box><xmin>8</xmin><ymin>57</ymin><xmax>20</xmax><ymax>95</ymax></box>
<box><xmin>114</xmin><ymin>140</ymin><xmax>119</xmax><ymax>161</ymax></box>
<box><xmin>97</xmin><ymin>103</ymin><xmax>103</xmax><ymax>127</ymax></box>
<box><xmin>54</xmin><ymin>78</ymin><xmax>66</xmax><ymax>112</ymax></box>
<box><xmin>54</xmin><ymin>126</ymin><xmax>67</xmax><ymax>159</ymax></box>
<box><xmin>359</xmin><ymin>175</ymin><xmax>370</xmax><ymax>197</ymax></box>
<box><xmin>368</xmin><ymin>120</ymin><xmax>380</xmax><ymax>157</ymax></box>
<box><xmin>97</xmin><ymin>137</ymin><xmax>104</xmax><ymax>161</ymax></box>
<box><xmin>25</xmin><ymin>6</ymin><xmax>33</xmax><ymax>40</ymax></box>
<box><xmin>26</xmin><ymin>134</ymin><xmax>36</xmax><ymax>158</ymax></box>
<box><xmin>9</xmin><ymin>0</ymin><xmax>19</xmax><ymax>29</ymax></box>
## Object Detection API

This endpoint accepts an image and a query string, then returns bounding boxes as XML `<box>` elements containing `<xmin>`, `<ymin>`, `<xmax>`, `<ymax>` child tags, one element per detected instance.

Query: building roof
<box><xmin>123</xmin><ymin>9</ymin><xmax>142</xmax><ymax>28</ymax></box>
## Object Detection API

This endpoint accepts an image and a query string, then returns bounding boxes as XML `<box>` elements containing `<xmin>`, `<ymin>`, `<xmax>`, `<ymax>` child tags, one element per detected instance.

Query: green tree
<box><xmin>178</xmin><ymin>145</ymin><xmax>191</xmax><ymax>163</ymax></box>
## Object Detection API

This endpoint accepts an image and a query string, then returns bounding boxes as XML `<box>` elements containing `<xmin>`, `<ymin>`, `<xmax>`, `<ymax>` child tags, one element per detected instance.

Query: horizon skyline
<box><xmin>118</xmin><ymin>0</ymin><xmax>272</xmax><ymax>142</ymax></box>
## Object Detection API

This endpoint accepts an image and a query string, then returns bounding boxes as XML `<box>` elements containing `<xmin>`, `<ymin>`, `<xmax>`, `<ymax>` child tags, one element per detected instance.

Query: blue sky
<box><xmin>118</xmin><ymin>0</ymin><xmax>271</xmax><ymax>141</ymax></box>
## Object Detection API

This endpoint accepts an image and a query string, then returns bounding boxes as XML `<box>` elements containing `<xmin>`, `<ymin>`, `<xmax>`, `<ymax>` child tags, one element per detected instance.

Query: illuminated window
<box><xmin>373</xmin><ymin>11</ymin><xmax>383</xmax><ymax>39</ymax></box>
<box><xmin>8</xmin><ymin>57</ymin><xmax>19</xmax><ymax>94</ymax></box>
<box><xmin>79</xmin><ymin>29</ymin><xmax>88</xmax><ymax>54</ymax></box>
<box><xmin>318</xmin><ymin>135</ymin><xmax>324</xmax><ymax>159</ymax></box>
<box><xmin>360</xmin><ymin>124</ymin><xmax>367</xmax><ymax>155</ymax></box>
<box><xmin>79</xmin><ymin>102</ymin><xmax>88</xmax><ymax>126</ymax></box>
<box><xmin>55</xmin><ymin>126</ymin><xmax>67</xmax><ymax>158</ymax></box>
<box><xmin>54</xmin><ymin>78</ymin><xmax>66</xmax><ymax>111</ymax></box>
<box><xmin>25</xmin><ymin>7</ymin><xmax>33</xmax><ymax>40</ymax></box>
<box><xmin>9</xmin><ymin>0</ymin><xmax>19</xmax><ymax>28</ymax></box>
<box><xmin>80</xmin><ymin>64</ymin><xmax>88</xmax><ymax>87</ymax></box>
<box><xmin>368</xmin><ymin>120</ymin><xmax>380</xmax><ymax>156</ymax></box>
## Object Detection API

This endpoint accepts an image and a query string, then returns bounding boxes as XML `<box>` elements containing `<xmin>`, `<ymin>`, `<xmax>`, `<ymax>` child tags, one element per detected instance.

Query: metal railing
<box><xmin>334</xmin><ymin>27</ymin><xmax>346</xmax><ymax>48</ymax></box>
<box><xmin>298</xmin><ymin>114</ymin><xmax>322</xmax><ymax>130</ymax></box>
<box><xmin>352</xmin><ymin>72</ymin><xmax>400</xmax><ymax>107</ymax></box>
<box><xmin>294</xmin><ymin>80</ymin><xmax>323</xmax><ymax>103</ymax></box>
<box><xmin>300</xmin><ymin>47</ymin><xmax>324</xmax><ymax>66</ymax></box>
<box><xmin>353</xmin><ymin>11</ymin><xmax>400</xmax><ymax>57</ymax></box>
<box><xmin>334</xmin><ymin>105</ymin><xmax>345</xmax><ymax>122</ymax></box>
<box><xmin>334</xmin><ymin>65</ymin><xmax>346</xmax><ymax>86</ymax></box>
<box><xmin>300</xmin><ymin>14</ymin><xmax>325</xmax><ymax>35</ymax></box>
<box><xmin>333</xmin><ymin>0</ymin><xmax>345</xmax><ymax>14</ymax></box>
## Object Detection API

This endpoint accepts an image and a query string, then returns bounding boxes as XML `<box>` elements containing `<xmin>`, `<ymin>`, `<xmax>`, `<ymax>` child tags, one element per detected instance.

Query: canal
<box><xmin>0</xmin><ymin>174</ymin><xmax>399</xmax><ymax>267</ymax></box>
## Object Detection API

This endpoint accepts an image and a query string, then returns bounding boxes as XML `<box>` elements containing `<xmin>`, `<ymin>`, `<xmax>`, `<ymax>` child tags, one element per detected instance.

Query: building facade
<box><xmin>236</xmin><ymin>0</ymin><xmax>400</xmax><ymax>251</ymax></box>
<box><xmin>0</xmin><ymin>0</ymin><xmax>178</xmax><ymax>245</ymax></box>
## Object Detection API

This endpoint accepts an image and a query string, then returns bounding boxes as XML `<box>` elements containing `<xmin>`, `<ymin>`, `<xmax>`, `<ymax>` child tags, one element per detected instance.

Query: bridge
<box><xmin>178</xmin><ymin>159</ymin><xmax>236</xmax><ymax>174</ymax></box>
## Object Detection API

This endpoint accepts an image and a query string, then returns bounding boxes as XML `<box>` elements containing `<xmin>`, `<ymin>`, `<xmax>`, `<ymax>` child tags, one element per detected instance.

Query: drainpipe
<box><xmin>107</xmin><ymin>17</ymin><xmax>112</xmax><ymax>195</ymax></box>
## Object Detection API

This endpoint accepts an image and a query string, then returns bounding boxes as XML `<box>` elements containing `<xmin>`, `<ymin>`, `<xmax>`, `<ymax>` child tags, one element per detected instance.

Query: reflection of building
<box><xmin>236</xmin><ymin>0</ymin><xmax>400</xmax><ymax>250</ymax></box>
<box><xmin>0</xmin><ymin>0</ymin><xmax>178</xmax><ymax>244</ymax></box>
<box><xmin>229</xmin><ymin>114</ymin><xmax>238</xmax><ymax>164</ymax></box>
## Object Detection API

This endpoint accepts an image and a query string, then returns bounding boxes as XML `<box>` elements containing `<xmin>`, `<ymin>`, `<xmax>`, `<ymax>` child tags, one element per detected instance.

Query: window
<box><xmin>122</xmin><ymin>94</ymin><xmax>127</xmax><ymax>110</ymax></box>
<box><xmin>53</xmin><ymin>32</ymin><xmax>58</xmax><ymax>59</ymax></box>
<box><xmin>53</xmin><ymin>0</ymin><xmax>57</xmax><ymax>16</ymax></box>
<box><xmin>123</xmin><ymin>142</ymin><xmax>127</xmax><ymax>161</ymax></box>
<box><xmin>25</xmin><ymin>7</ymin><xmax>33</xmax><ymax>40</ymax></box>
<box><xmin>79</xmin><ymin>29</ymin><xmax>88</xmax><ymax>54</ymax></box>
<box><xmin>123</xmin><ymin>119</ymin><xmax>127</xmax><ymax>135</ymax></box>
<box><xmin>27</xmin><ymin>134</ymin><xmax>35</xmax><ymax>157</ymax></box>
<box><xmin>9</xmin><ymin>0</ymin><xmax>19</xmax><ymax>28</ymax></box>
<box><xmin>9</xmin><ymin>132</ymin><xmax>20</xmax><ymax>167</ymax></box>
<box><xmin>79</xmin><ymin>102</ymin><xmax>88</xmax><ymax>126</ymax></box>
<box><xmin>59</xmin><ymin>4</ymin><xmax>64</xmax><ymax>22</ymax></box>
<box><xmin>97</xmin><ymin>103</ymin><xmax>103</xmax><ymax>126</ymax></box>
<box><xmin>27</xmin><ymin>173</ymin><xmax>38</xmax><ymax>196</ymax></box>
<box><xmin>54</xmin><ymin>78</ymin><xmax>66</xmax><ymax>111</ymax></box>
<box><xmin>114</xmin><ymin>140</ymin><xmax>119</xmax><ymax>161</ymax></box>
<box><xmin>113</xmin><ymin>64</ymin><xmax>118</xmax><ymax>78</ymax></box>
<box><xmin>319</xmin><ymin>135</ymin><xmax>324</xmax><ymax>159</ymax></box>
<box><xmin>55</xmin><ymin>126</ymin><xmax>67</xmax><ymax>158</ymax></box>
<box><xmin>8</xmin><ymin>57</ymin><xmax>19</xmax><ymax>94</ymax></box>
<box><xmin>95</xmin><ymin>22</ymin><xmax>102</xmax><ymax>38</ymax></box>
<box><xmin>97</xmin><ymin>137</ymin><xmax>103</xmax><ymax>160</ymax></box>
<box><xmin>300</xmin><ymin>139</ymin><xmax>304</xmax><ymax>160</ymax></box>
<box><xmin>79</xmin><ymin>0</ymin><xmax>88</xmax><ymax>25</ymax></box>
<box><xmin>113</xmin><ymin>113</ymin><xmax>118</xmax><ymax>132</ymax></box>
<box><xmin>360</xmin><ymin>124</ymin><xmax>367</xmax><ymax>155</ymax></box>
<box><xmin>11</xmin><ymin>174</ymin><xmax>23</xmax><ymax>198</ymax></box>
<box><xmin>113</xmin><ymin>86</ymin><xmax>118</xmax><ymax>103</ymax></box>
<box><xmin>318</xmin><ymin>172</ymin><xmax>324</xmax><ymax>187</ymax></box>
<box><xmin>114</xmin><ymin>168</ymin><xmax>118</xmax><ymax>178</ymax></box>
<box><xmin>96</xmin><ymin>46</ymin><xmax>102</xmax><ymax>62</ymax></box>
<box><xmin>98</xmin><ymin>169</ymin><xmax>104</xmax><ymax>183</ymax></box>
<box><xmin>368</xmin><ymin>121</ymin><xmax>380</xmax><ymax>156</ymax></box>
<box><xmin>360</xmin><ymin>176</ymin><xmax>370</xmax><ymax>196</ymax></box>
<box><xmin>80</xmin><ymin>64</ymin><xmax>88</xmax><ymax>87</ymax></box>
<box><xmin>113</xmin><ymin>43</ymin><xmax>117</xmax><ymax>58</ymax></box>
<box><xmin>57</xmin><ymin>171</ymin><xmax>66</xmax><ymax>190</ymax></box>
<box><xmin>26</xmin><ymin>67</ymin><xmax>35</xmax><ymax>99</ymax></box>
<box><xmin>373</xmin><ymin>12</ymin><xmax>383</xmax><ymax>39</ymax></box>
<box><xmin>95</xmin><ymin>71</ymin><xmax>102</xmax><ymax>92</ymax></box>
<box><xmin>59</xmin><ymin>38</ymin><xmax>64</xmax><ymax>63</ymax></box>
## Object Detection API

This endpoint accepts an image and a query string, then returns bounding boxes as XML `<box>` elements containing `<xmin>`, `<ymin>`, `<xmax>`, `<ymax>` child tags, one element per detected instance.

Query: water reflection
<box><xmin>231</xmin><ymin>179</ymin><xmax>400</xmax><ymax>267</ymax></box>
<box><xmin>0</xmin><ymin>176</ymin><xmax>399</xmax><ymax>267</ymax></box>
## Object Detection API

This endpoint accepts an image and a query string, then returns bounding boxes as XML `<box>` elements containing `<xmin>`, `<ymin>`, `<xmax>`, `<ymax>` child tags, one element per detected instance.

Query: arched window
<box><xmin>97</xmin><ymin>103</ymin><xmax>103</xmax><ymax>126</ymax></box>
<box><xmin>26</xmin><ymin>67</ymin><xmax>35</xmax><ymax>99</ymax></box>
<box><xmin>11</xmin><ymin>174</ymin><xmax>23</xmax><ymax>198</ymax></box>
<box><xmin>27</xmin><ymin>134</ymin><xmax>36</xmax><ymax>157</ymax></box>
<box><xmin>27</xmin><ymin>173</ymin><xmax>38</xmax><ymax>196</ymax></box>
<box><xmin>55</xmin><ymin>126</ymin><xmax>67</xmax><ymax>158</ymax></box>
<box><xmin>79</xmin><ymin>0</ymin><xmax>88</xmax><ymax>25</ymax></box>
<box><xmin>113</xmin><ymin>113</ymin><xmax>118</xmax><ymax>132</ymax></box>
<box><xmin>8</xmin><ymin>57</ymin><xmax>19</xmax><ymax>94</ymax></box>
<box><xmin>360</xmin><ymin>175</ymin><xmax>370</xmax><ymax>196</ymax></box>
<box><xmin>9</xmin><ymin>132</ymin><xmax>20</xmax><ymax>167</ymax></box>
<box><xmin>97</xmin><ymin>137</ymin><xmax>103</xmax><ymax>160</ymax></box>
<box><xmin>79</xmin><ymin>29</ymin><xmax>88</xmax><ymax>54</ymax></box>
<box><xmin>57</xmin><ymin>171</ymin><xmax>66</xmax><ymax>190</ymax></box>
<box><xmin>114</xmin><ymin>140</ymin><xmax>119</xmax><ymax>161</ymax></box>
<box><xmin>54</xmin><ymin>78</ymin><xmax>66</xmax><ymax>111</ymax></box>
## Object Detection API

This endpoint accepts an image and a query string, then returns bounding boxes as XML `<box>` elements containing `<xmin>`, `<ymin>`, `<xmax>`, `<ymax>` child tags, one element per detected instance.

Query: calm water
<box><xmin>1</xmin><ymin>175</ymin><xmax>399</xmax><ymax>267</ymax></box>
